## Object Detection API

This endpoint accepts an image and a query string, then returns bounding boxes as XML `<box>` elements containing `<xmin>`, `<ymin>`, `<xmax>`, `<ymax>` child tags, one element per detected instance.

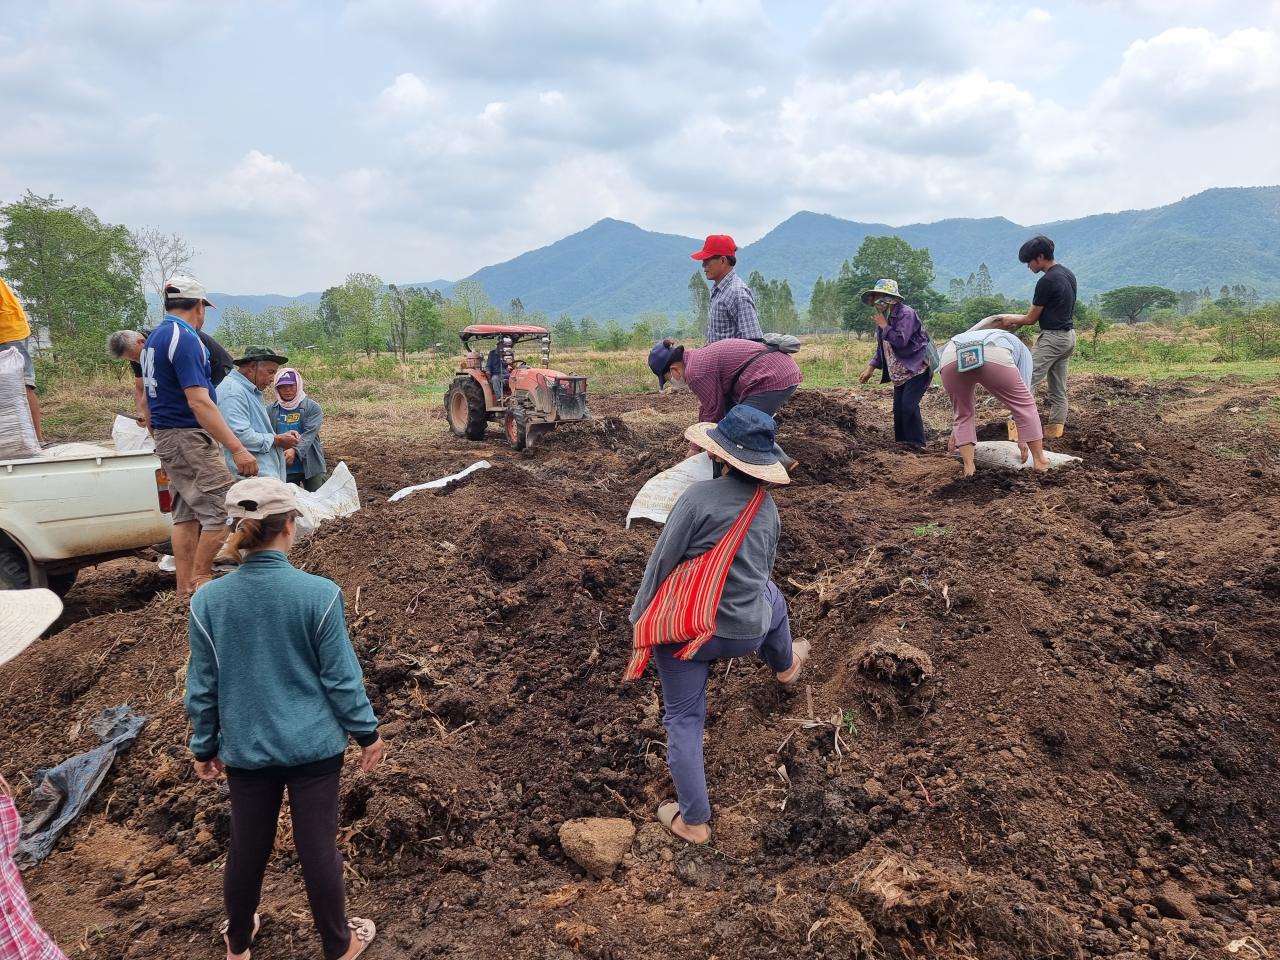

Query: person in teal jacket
<box><xmin>185</xmin><ymin>477</ymin><xmax>381</xmax><ymax>960</ymax></box>
<box><xmin>216</xmin><ymin>346</ymin><xmax>299</xmax><ymax>481</ymax></box>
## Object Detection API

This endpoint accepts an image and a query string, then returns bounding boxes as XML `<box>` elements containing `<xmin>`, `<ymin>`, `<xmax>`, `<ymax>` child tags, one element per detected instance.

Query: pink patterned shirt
<box><xmin>0</xmin><ymin>796</ymin><xmax>66</xmax><ymax>960</ymax></box>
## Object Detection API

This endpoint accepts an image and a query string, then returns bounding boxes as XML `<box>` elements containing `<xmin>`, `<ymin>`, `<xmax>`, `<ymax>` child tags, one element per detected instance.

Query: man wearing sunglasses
<box><xmin>690</xmin><ymin>234</ymin><xmax>763</xmax><ymax>344</ymax></box>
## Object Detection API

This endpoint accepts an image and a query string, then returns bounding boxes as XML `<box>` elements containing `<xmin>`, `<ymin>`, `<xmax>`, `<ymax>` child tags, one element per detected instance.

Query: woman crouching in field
<box><xmin>626</xmin><ymin>406</ymin><xmax>809</xmax><ymax>845</ymax></box>
<box><xmin>185</xmin><ymin>478</ymin><xmax>382</xmax><ymax>960</ymax></box>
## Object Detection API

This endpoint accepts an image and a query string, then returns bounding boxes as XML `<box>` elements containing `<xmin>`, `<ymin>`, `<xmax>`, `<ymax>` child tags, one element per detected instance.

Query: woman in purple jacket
<box><xmin>857</xmin><ymin>279</ymin><xmax>933</xmax><ymax>449</ymax></box>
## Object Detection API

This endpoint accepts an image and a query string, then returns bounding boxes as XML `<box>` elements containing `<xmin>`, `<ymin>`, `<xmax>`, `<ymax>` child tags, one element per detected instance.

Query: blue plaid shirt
<box><xmin>706</xmin><ymin>270</ymin><xmax>763</xmax><ymax>343</ymax></box>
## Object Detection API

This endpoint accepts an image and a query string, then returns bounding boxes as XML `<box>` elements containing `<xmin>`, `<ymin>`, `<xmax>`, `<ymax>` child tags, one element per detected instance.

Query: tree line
<box><xmin>2</xmin><ymin>190</ymin><xmax>1276</xmax><ymax>373</ymax></box>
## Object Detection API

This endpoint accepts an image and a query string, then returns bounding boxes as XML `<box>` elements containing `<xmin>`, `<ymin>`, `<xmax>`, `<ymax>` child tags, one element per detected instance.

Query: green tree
<box><xmin>317</xmin><ymin>286</ymin><xmax>343</xmax><ymax>340</ymax></box>
<box><xmin>335</xmin><ymin>272</ymin><xmax>385</xmax><ymax>356</ymax></box>
<box><xmin>598</xmin><ymin>319</ymin><xmax>628</xmax><ymax>351</ymax></box>
<box><xmin>0</xmin><ymin>191</ymin><xmax>146</xmax><ymax>362</ymax></box>
<box><xmin>452</xmin><ymin>279</ymin><xmax>492</xmax><ymax>326</ymax></box>
<box><xmin>630</xmin><ymin>319</ymin><xmax>654</xmax><ymax>348</ymax></box>
<box><xmin>835</xmin><ymin>236</ymin><xmax>944</xmax><ymax>337</ymax></box>
<box><xmin>688</xmin><ymin>271</ymin><xmax>710</xmax><ymax>340</ymax></box>
<box><xmin>578</xmin><ymin>316</ymin><xmax>599</xmax><ymax>344</ymax></box>
<box><xmin>1075</xmin><ymin>301</ymin><xmax>1110</xmax><ymax>357</ymax></box>
<box><xmin>405</xmin><ymin>288</ymin><xmax>444</xmax><ymax>351</ymax></box>
<box><xmin>1099</xmin><ymin>285</ymin><xmax>1179</xmax><ymax>324</ymax></box>
<box><xmin>552</xmin><ymin>314</ymin><xmax>578</xmax><ymax>345</ymax></box>
<box><xmin>973</xmin><ymin>262</ymin><xmax>994</xmax><ymax>298</ymax></box>
<box><xmin>807</xmin><ymin>276</ymin><xmax>842</xmax><ymax>332</ymax></box>
<box><xmin>277</xmin><ymin>303</ymin><xmax>325</xmax><ymax>351</ymax></box>
<box><xmin>384</xmin><ymin>284</ymin><xmax>412</xmax><ymax>360</ymax></box>
<box><xmin>947</xmin><ymin>277</ymin><xmax>967</xmax><ymax>303</ymax></box>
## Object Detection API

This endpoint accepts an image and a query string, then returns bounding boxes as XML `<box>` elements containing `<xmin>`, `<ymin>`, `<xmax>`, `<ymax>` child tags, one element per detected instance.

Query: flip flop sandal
<box><xmin>219</xmin><ymin>913</ymin><xmax>260</xmax><ymax>959</ymax></box>
<box><xmin>342</xmin><ymin>917</ymin><xmax>377</xmax><ymax>959</ymax></box>
<box><xmin>657</xmin><ymin>802</ymin><xmax>711</xmax><ymax>845</ymax></box>
<box><xmin>777</xmin><ymin>640</ymin><xmax>811</xmax><ymax>685</ymax></box>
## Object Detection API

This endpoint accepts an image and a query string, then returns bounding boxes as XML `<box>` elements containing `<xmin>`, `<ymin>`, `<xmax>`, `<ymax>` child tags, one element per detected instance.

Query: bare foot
<box><xmin>1033</xmin><ymin>457</ymin><xmax>1051</xmax><ymax>472</ymax></box>
<box><xmin>962</xmin><ymin>465</ymin><xmax>976</xmax><ymax>478</ymax></box>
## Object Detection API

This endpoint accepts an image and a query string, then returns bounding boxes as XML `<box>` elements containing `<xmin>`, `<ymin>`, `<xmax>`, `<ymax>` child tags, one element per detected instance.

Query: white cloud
<box><xmin>206</xmin><ymin>151</ymin><xmax>316</xmax><ymax>215</ymax></box>
<box><xmin>376</xmin><ymin>72</ymin><xmax>440</xmax><ymax>116</ymax></box>
<box><xmin>1105</xmin><ymin>27</ymin><xmax>1280</xmax><ymax>125</ymax></box>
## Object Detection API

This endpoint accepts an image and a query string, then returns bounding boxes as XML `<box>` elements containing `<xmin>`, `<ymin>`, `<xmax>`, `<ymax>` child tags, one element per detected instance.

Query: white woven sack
<box><xmin>0</xmin><ymin>347</ymin><xmax>39</xmax><ymax>460</ymax></box>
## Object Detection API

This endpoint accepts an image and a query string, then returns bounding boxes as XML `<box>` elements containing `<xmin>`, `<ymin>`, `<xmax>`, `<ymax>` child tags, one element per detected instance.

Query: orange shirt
<box><xmin>0</xmin><ymin>278</ymin><xmax>30</xmax><ymax>343</ymax></box>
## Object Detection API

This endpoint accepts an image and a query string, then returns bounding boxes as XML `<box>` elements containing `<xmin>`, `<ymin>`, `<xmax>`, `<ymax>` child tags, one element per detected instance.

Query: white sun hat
<box><xmin>0</xmin><ymin>589</ymin><xmax>63</xmax><ymax>667</ymax></box>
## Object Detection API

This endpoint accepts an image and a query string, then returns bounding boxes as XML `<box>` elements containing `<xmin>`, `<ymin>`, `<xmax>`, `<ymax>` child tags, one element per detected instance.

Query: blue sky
<box><xmin>2</xmin><ymin>0</ymin><xmax>1277</xmax><ymax>294</ymax></box>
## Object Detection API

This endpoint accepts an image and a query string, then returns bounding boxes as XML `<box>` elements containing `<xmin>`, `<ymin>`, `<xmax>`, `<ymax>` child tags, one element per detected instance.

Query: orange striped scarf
<box><xmin>623</xmin><ymin>485</ymin><xmax>766</xmax><ymax>681</ymax></box>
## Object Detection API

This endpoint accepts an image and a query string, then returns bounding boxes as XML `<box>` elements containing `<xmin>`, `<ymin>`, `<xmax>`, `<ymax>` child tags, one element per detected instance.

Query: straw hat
<box><xmin>0</xmin><ymin>589</ymin><xmax>63</xmax><ymax>667</ymax></box>
<box><xmin>684</xmin><ymin>405</ymin><xmax>790</xmax><ymax>485</ymax></box>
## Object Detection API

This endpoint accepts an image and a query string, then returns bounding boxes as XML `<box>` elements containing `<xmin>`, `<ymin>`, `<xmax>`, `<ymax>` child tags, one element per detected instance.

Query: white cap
<box><xmin>164</xmin><ymin>275</ymin><xmax>215</xmax><ymax>308</ymax></box>
<box><xmin>0</xmin><ymin>589</ymin><xmax>62</xmax><ymax>667</ymax></box>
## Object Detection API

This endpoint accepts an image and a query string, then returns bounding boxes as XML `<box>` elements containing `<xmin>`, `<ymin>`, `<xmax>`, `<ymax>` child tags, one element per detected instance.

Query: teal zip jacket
<box><xmin>185</xmin><ymin>551</ymin><xmax>379</xmax><ymax>768</ymax></box>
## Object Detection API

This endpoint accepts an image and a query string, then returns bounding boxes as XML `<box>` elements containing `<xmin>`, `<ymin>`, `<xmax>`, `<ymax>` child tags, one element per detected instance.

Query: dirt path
<box><xmin>4</xmin><ymin>376</ymin><xmax>1278</xmax><ymax>959</ymax></box>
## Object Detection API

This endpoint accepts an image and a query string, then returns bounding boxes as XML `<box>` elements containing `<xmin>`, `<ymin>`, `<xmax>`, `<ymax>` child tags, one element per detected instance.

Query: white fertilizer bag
<box><xmin>388</xmin><ymin>460</ymin><xmax>491</xmax><ymax>503</ymax></box>
<box><xmin>0</xmin><ymin>347</ymin><xmax>39</xmax><ymax>460</ymax></box>
<box><xmin>111</xmin><ymin>414</ymin><xmax>154</xmax><ymax>452</ymax></box>
<box><xmin>625</xmin><ymin>452</ymin><xmax>715</xmax><ymax>528</ymax></box>
<box><xmin>294</xmin><ymin>461</ymin><xmax>361</xmax><ymax>536</ymax></box>
<box><xmin>972</xmin><ymin>441</ymin><xmax>1082</xmax><ymax>471</ymax></box>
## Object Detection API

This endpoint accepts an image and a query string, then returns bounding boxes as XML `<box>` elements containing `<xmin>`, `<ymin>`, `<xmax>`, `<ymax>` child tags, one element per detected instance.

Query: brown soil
<box><xmin>4</xmin><ymin>377</ymin><xmax>1279</xmax><ymax>959</ymax></box>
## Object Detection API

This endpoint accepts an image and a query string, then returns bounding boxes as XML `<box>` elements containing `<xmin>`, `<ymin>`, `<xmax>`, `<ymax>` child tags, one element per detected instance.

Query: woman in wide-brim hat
<box><xmin>628</xmin><ymin>406</ymin><xmax>809</xmax><ymax>845</ymax></box>
<box><xmin>857</xmin><ymin>278</ymin><xmax>935</xmax><ymax>450</ymax></box>
<box><xmin>0</xmin><ymin>588</ymin><xmax>71</xmax><ymax>960</ymax></box>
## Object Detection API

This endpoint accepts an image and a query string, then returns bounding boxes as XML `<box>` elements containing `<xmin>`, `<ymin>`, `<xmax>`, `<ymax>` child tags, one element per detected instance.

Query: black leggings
<box><xmin>224</xmin><ymin>771</ymin><xmax>351</xmax><ymax>960</ymax></box>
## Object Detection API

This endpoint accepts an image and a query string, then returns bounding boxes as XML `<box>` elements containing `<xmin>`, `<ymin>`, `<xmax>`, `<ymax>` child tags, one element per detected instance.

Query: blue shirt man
<box><xmin>216</xmin><ymin>347</ymin><xmax>296</xmax><ymax>480</ymax></box>
<box><xmin>142</xmin><ymin>315</ymin><xmax>216</xmax><ymax>428</ymax></box>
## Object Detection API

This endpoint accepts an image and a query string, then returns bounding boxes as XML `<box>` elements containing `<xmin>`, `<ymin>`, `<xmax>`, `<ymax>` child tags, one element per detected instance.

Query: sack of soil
<box><xmin>0</xmin><ymin>347</ymin><xmax>39</xmax><ymax>461</ymax></box>
<box><xmin>111</xmin><ymin>414</ymin><xmax>154</xmax><ymax>452</ymax></box>
<box><xmin>972</xmin><ymin>441</ymin><xmax>1081</xmax><ymax>471</ymax></box>
<box><xmin>294</xmin><ymin>461</ymin><xmax>361</xmax><ymax>537</ymax></box>
<box><xmin>625</xmin><ymin>452</ymin><xmax>714</xmax><ymax>527</ymax></box>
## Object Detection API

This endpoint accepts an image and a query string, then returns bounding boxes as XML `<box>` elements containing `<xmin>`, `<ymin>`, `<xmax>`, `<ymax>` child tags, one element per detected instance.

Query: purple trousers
<box><xmin>653</xmin><ymin>580</ymin><xmax>793</xmax><ymax>825</ymax></box>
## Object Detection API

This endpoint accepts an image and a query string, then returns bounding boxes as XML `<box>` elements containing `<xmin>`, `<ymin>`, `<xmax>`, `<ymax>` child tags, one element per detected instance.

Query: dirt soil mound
<box><xmin>3</xmin><ymin>380</ymin><xmax>1278</xmax><ymax>959</ymax></box>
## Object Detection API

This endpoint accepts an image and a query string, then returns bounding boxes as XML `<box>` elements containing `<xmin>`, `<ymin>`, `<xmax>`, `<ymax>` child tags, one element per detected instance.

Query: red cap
<box><xmin>690</xmin><ymin>234</ymin><xmax>737</xmax><ymax>260</ymax></box>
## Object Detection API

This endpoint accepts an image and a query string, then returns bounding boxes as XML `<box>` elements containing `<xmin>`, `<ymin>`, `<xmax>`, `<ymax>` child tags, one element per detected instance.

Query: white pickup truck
<box><xmin>0</xmin><ymin>442</ymin><xmax>173</xmax><ymax>595</ymax></box>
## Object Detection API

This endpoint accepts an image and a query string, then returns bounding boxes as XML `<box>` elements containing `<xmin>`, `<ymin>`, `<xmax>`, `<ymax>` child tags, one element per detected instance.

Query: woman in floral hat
<box><xmin>857</xmin><ymin>278</ymin><xmax>934</xmax><ymax>450</ymax></box>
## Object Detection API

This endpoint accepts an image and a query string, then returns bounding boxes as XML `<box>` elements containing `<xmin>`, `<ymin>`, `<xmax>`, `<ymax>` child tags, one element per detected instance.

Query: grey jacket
<box><xmin>270</xmin><ymin>396</ymin><xmax>328</xmax><ymax>480</ymax></box>
<box><xmin>630</xmin><ymin>475</ymin><xmax>780</xmax><ymax>639</ymax></box>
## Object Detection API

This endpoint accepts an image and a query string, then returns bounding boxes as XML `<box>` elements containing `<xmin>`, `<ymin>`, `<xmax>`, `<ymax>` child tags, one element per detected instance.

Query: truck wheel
<box><xmin>0</xmin><ymin>544</ymin><xmax>32</xmax><ymax>590</ymax></box>
<box><xmin>445</xmin><ymin>377</ymin><xmax>487</xmax><ymax>440</ymax></box>
<box><xmin>504</xmin><ymin>411</ymin><xmax>527</xmax><ymax>451</ymax></box>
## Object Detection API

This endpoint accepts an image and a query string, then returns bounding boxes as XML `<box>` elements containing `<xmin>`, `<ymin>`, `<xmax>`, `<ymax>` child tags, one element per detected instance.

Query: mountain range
<box><xmin>204</xmin><ymin>185</ymin><xmax>1280</xmax><ymax>326</ymax></box>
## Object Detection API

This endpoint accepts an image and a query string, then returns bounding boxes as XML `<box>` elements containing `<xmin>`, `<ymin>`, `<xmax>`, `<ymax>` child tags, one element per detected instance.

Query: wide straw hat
<box><xmin>860</xmin><ymin>278</ymin><xmax>904</xmax><ymax>304</ymax></box>
<box><xmin>0</xmin><ymin>588</ymin><xmax>63</xmax><ymax>667</ymax></box>
<box><xmin>684</xmin><ymin>405</ymin><xmax>791</xmax><ymax>485</ymax></box>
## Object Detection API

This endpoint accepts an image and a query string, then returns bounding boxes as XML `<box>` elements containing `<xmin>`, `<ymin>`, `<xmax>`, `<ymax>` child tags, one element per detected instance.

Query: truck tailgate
<box><xmin>0</xmin><ymin>447</ymin><xmax>172</xmax><ymax>561</ymax></box>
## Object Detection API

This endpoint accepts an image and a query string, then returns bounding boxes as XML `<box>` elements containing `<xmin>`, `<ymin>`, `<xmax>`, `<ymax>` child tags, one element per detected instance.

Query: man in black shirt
<box><xmin>993</xmin><ymin>235</ymin><xmax>1077</xmax><ymax>437</ymax></box>
<box><xmin>107</xmin><ymin>328</ymin><xmax>235</xmax><ymax>429</ymax></box>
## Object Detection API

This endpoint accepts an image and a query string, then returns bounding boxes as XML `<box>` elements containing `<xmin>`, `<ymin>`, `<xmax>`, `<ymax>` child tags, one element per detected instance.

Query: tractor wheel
<box><xmin>445</xmin><ymin>377</ymin><xmax>487</xmax><ymax>440</ymax></box>
<box><xmin>504</xmin><ymin>411</ymin><xmax>527</xmax><ymax>451</ymax></box>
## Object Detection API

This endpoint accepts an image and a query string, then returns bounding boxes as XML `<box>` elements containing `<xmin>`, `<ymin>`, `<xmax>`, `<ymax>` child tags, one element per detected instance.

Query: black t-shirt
<box><xmin>1032</xmin><ymin>264</ymin><xmax>1077</xmax><ymax>331</ymax></box>
<box><xmin>130</xmin><ymin>328</ymin><xmax>235</xmax><ymax>385</ymax></box>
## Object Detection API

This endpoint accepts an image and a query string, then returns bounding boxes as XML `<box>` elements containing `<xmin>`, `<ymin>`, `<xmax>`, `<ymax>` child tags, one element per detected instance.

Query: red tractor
<box><xmin>444</xmin><ymin>324</ymin><xmax>589</xmax><ymax>449</ymax></box>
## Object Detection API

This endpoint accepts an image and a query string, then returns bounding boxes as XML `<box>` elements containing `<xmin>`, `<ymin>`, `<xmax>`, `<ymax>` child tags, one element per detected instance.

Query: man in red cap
<box><xmin>690</xmin><ymin>234</ymin><xmax>763</xmax><ymax>344</ymax></box>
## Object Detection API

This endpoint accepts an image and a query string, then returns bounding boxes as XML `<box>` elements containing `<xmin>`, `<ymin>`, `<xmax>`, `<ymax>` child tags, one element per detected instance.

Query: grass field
<box><xmin>37</xmin><ymin>330</ymin><xmax>1280</xmax><ymax>441</ymax></box>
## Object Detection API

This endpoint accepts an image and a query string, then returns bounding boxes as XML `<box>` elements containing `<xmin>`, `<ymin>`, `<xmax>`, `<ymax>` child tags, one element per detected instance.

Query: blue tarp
<box><xmin>15</xmin><ymin>705</ymin><xmax>146</xmax><ymax>868</ymax></box>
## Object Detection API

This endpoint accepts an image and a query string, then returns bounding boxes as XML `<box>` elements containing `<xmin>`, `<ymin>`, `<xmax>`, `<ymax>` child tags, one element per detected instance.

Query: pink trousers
<box><xmin>940</xmin><ymin>361</ymin><xmax>1044</xmax><ymax>447</ymax></box>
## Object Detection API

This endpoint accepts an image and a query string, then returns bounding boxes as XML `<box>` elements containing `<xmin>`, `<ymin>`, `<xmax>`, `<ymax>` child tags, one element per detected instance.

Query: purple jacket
<box><xmin>869</xmin><ymin>303</ymin><xmax>929</xmax><ymax>381</ymax></box>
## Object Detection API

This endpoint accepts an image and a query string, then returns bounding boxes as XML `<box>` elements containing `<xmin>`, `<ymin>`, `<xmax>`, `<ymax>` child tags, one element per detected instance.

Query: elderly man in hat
<box><xmin>690</xmin><ymin>234</ymin><xmax>763</xmax><ymax>344</ymax></box>
<box><xmin>857</xmin><ymin>278</ymin><xmax>934</xmax><ymax>450</ymax></box>
<box><xmin>140</xmin><ymin>275</ymin><xmax>256</xmax><ymax>596</ymax></box>
<box><xmin>217</xmin><ymin>346</ymin><xmax>299</xmax><ymax>482</ymax></box>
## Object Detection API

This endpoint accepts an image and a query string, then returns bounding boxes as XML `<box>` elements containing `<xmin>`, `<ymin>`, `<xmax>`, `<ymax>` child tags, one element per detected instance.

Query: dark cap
<box><xmin>233</xmin><ymin>346</ymin><xmax>289</xmax><ymax>366</ymax></box>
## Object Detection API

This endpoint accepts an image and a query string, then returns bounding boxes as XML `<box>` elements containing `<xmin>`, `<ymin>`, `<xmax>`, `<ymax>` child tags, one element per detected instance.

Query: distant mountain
<box><xmin>212</xmin><ymin>186</ymin><xmax>1280</xmax><ymax>323</ymax></box>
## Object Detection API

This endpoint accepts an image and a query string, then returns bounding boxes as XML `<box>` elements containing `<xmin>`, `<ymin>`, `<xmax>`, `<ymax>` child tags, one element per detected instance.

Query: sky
<box><xmin>2</xmin><ymin>0</ymin><xmax>1278</xmax><ymax>294</ymax></box>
